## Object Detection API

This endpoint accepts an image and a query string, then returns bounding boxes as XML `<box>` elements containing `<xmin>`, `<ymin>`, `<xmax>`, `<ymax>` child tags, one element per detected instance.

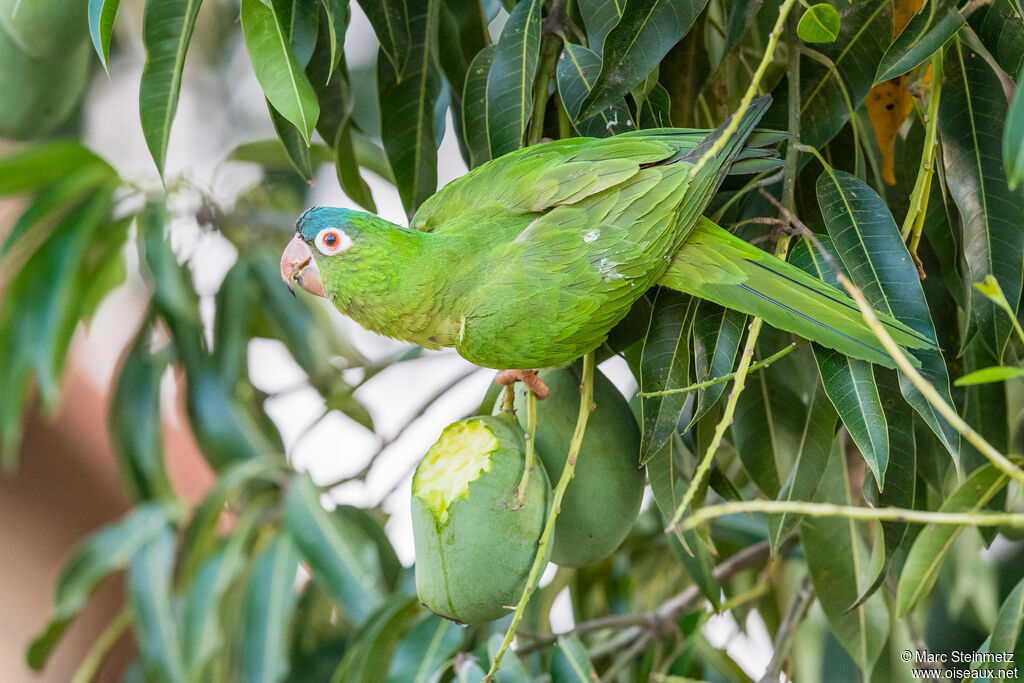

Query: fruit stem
<box><xmin>514</xmin><ymin>389</ymin><xmax>538</xmax><ymax>510</ymax></box>
<box><xmin>485</xmin><ymin>352</ymin><xmax>595</xmax><ymax>681</ymax></box>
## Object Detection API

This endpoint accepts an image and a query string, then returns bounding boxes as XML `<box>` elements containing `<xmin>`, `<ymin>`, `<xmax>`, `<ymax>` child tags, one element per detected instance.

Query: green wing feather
<box><xmin>658</xmin><ymin>216</ymin><xmax>935</xmax><ymax>368</ymax></box>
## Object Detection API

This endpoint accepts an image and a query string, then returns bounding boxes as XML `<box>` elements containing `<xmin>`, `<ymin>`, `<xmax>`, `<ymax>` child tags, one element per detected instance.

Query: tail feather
<box><xmin>658</xmin><ymin>217</ymin><xmax>936</xmax><ymax>368</ymax></box>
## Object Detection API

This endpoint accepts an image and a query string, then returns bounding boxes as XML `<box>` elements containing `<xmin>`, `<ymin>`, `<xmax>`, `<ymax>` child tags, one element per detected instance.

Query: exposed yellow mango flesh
<box><xmin>413</xmin><ymin>419</ymin><xmax>496</xmax><ymax>524</ymax></box>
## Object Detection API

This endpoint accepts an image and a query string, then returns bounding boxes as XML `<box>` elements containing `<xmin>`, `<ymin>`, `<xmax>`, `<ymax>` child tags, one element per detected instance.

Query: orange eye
<box><xmin>324</xmin><ymin>232</ymin><xmax>339</xmax><ymax>247</ymax></box>
<box><xmin>314</xmin><ymin>227</ymin><xmax>353</xmax><ymax>255</ymax></box>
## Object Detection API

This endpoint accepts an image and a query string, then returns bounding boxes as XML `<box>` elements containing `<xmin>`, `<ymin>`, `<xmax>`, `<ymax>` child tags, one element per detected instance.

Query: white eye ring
<box><xmin>314</xmin><ymin>227</ymin><xmax>353</xmax><ymax>255</ymax></box>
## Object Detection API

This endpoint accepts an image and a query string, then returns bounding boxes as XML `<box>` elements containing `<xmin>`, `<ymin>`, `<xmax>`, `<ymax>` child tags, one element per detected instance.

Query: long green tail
<box><xmin>658</xmin><ymin>217</ymin><xmax>936</xmax><ymax>368</ymax></box>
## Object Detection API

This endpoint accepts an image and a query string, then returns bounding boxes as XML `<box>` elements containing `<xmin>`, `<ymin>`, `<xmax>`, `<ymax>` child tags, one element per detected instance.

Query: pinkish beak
<box><xmin>280</xmin><ymin>233</ymin><xmax>325</xmax><ymax>297</ymax></box>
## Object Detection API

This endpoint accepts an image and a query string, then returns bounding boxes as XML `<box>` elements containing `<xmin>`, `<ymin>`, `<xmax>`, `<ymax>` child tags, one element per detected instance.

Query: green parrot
<box><xmin>280</xmin><ymin>96</ymin><xmax>934</xmax><ymax>394</ymax></box>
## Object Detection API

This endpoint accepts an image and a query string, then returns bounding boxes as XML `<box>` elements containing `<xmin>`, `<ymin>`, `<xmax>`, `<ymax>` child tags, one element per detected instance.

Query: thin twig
<box><xmin>759</xmin><ymin>575</ymin><xmax>815</xmax><ymax>683</ymax></box>
<box><xmin>485</xmin><ymin>353</ymin><xmax>596</xmax><ymax>681</ymax></box>
<box><xmin>514</xmin><ymin>389</ymin><xmax>538</xmax><ymax>509</ymax></box>
<box><xmin>515</xmin><ymin>538</ymin><xmax>782</xmax><ymax>655</ymax></box>
<box><xmin>636</xmin><ymin>342</ymin><xmax>801</xmax><ymax>397</ymax></box>
<box><xmin>676</xmin><ymin>499</ymin><xmax>1024</xmax><ymax>534</ymax></box>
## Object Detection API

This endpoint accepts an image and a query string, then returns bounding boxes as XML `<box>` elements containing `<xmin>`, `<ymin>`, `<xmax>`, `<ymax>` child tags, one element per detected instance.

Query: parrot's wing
<box><xmin>410</xmin><ymin>98</ymin><xmax>778</xmax><ymax>234</ymax></box>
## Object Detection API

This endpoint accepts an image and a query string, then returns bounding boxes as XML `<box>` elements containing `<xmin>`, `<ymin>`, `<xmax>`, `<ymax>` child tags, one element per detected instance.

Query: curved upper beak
<box><xmin>280</xmin><ymin>233</ymin><xmax>325</xmax><ymax>297</ymax></box>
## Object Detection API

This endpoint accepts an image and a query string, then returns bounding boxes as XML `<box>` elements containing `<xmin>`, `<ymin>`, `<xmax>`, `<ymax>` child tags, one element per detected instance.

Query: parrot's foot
<box><xmin>495</xmin><ymin>369</ymin><xmax>549</xmax><ymax>400</ymax></box>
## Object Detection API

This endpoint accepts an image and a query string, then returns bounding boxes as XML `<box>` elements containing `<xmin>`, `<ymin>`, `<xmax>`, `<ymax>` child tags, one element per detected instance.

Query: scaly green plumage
<box><xmin>289</xmin><ymin>96</ymin><xmax>934</xmax><ymax>370</ymax></box>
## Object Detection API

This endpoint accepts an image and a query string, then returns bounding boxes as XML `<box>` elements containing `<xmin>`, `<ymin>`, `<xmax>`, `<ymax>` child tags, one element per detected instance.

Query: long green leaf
<box><xmin>0</xmin><ymin>142</ymin><xmax>108</xmax><ymax>197</ymax></box>
<box><xmin>181</xmin><ymin>541</ymin><xmax>248</xmax><ymax>681</ymax></box>
<box><xmin>896</xmin><ymin>463</ymin><xmax>1010</xmax><ymax>615</ymax></box>
<box><xmin>550</xmin><ymin>635</ymin><xmax>598</xmax><ymax>682</ymax></box>
<box><xmin>27</xmin><ymin>504</ymin><xmax>171</xmax><ymax>669</ymax></box>
<box><xmin>983</xmin><ymin>575</ymin><xmax>1024</xmax><ymax>672</ymax></box>
<box><xmin>462</xmin><ymin>45</ymin><xmax>497</xmax><ymax>168</ymax></box>
<box><xmin>355</xmin><ymin>0</ymin><xmax>410</xmax><ymax>74</ymax></box>
<box><xmin>577</xmin><ymin>0</ymin><xmax>622</xmax><ymax>54</ymax></box>
<box><xmin>331</xmin><ymin>597</ymin><xmax>420</xmax><ymax>683</ymax></box>
<box><xmin>268</xmin><ymin>100</ymin><xmax>314</xmax><ymax>181</ymax></box>
<box><xmin>242</xmin><ymin>536</ymin><xmax>301</xmax><ymax>683</ymax></box>
<box><xmin>486</xmin><ymin>0</ymin><xmax>543</xmax><ymax>157</ymax></box>
<box><xmin>128</xmin><ymin>525</ymin><xmax>187</xmax><ymax>683</ymax></box>
<box><xmin>139</xmin><ymin>0</ymin><xmax>203</xmax><ymax>175</ymax></box>
<box><xmin>88</xmin><ymin>0</ymin><xmax>121</xmax><ymax>71</ymax></box>
<box><xmin>385</xmin><ymin>613</ymin><xmax>463</xmax><ymax>683</ymax></box>
<box><xmin>638</xmin><ymin>289</ymin><xmax>697</xmax><ymax>464</ymax></box>
<box><xmin>768</xmin><ymin>379</ymin><xmax>838</xmax><ymax>553</ymax></box>
<box><xmin>801</xmin><ymin>440</ymin><xmax>890</xmax><ymax>676</ymax></box>
<box><xmin>732</xmin><ymin>367</ymin><xmax>806</xmax><ymax>497</ymax></box>
<box><xmin>284</xmin><ymin>474</ymin><xmax>386</xmax><ymax>623</ymax></box>
<box><xmin>1006</xmin><ymin>67</ymin><xmax>1024</xmax><ymax>190</ymax></box>
<box><xmin>378</xmin><ymin>0</ymin><xmax>443</xmax><ymax>216</ymax></box>
<box><xmin>556</xmin><ymin>43</ymin><xmax>633</xmax><ymax>137</ymax></box>
<box><xmin>688</xmin><ymin>301</ymin><xmax>744</xmax><ymax>430</ymax></box>
<box><xmin>577</xmin><ymin>0</ymin><xmax>708</xmax><ymax>120</ymax></box>
<box><xmin>110</xmin><ymin>330</ymin><xmax>175</xmax><ymax>502</ymax></box>
<box><xmin>321</xmin><ymin>0</ymin><xmax>349</xmax><ymax>79</ymax></box>
<box><xmin>646</xmin><ymin>433</ymin><xmax>721</xmax><ymax>607</ymax></box>
<box><xmin>968</xmin><ymin>0</ymin><xmax>1024</xmax><ymax>78</ymax></box>
<box><xmin>874</xmin><ymin>0</ymin><xmax>963</xmax><ymax>84</ymax></box>
<box><xmin>815</xmin><ymin>168</ymin><xmax>960</xmax><ymax>465</ymax></box>
<box><xmin>941</xmin><ymin>37</ymin><xmax>1024</xmax><ymax>359</ymax></box>
<box><xmin>241</xmin><ymin>0</ymin><xmax>320</xmax><ymax>145</ymax></box>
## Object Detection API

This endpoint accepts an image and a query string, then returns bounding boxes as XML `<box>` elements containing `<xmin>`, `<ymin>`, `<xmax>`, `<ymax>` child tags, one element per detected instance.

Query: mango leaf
<box><xmin>577</xmin><ymin>0</ymin><xmax>708</xmax><ymax>120</ymax></box>
<box><xmin>321</xmin><ymin>0</ymin><xmax>349</xmax><ymax>78</ymax></box>
<box><xmin>638</xmin><ymin>289</ymin><xmax>698</xmax><ymax>464</ymax></box>
<box><xmin>798</xmin><ymin>4</ymin><xmax>841</xmax><ymax>44</ymax></box>
<box><xmin>896</xmin><ymin>464</ymin><xmax>1011</xmax><ymax>615</ymax></box>
<box><xmin>968</xmin><ymin>0</ymin><xmax>1024</xmax><ymax>78</ymax></box>
<box><xmin>110</xmin><ymin>330</ymin><xmax>175</xmax><ymax>502</ymax></box>
<box><xmin>88</xmin><ymin>0</ymin><xmax>121</xmax><ymax>71</ymax></box>
<box><xmin>181</xmin><ymin>541</ymin><xmax>248</xmax><ymax>681</ymax></box>
<box><xmin>647</xmin><ymin>433</ymin><xmax>721</xmax><ymax>607</ymax></box>
<box><xmin>873</xmin><ymin>369</ymin><xmax>917</xmax><ymax>553</ymax></box>
<box><xmin>284</xmin><ymin>474</ymin><xmax>387</xmax><ymax>623</ymax></box>
<box><xmin>688</xmin><ymin>301</ymin><xmax>744</xmax><ymax>431</ymax></box>
<box><xmin>550</xmin><ymin>635</ymin><xmax>598</xmax><ymax>682</ymax></box>
<box><xmin>378</xmin><ymin>0</ymin><xmax>443</xmax><ymax>216</ymax></box>
<box><xmin>556</xmin><ymin>43</ymin><xmax>633</xmax><ymax>137</ymax></box>
<box><xmin>486</xmin><ymin>0</ymin><xmax>543</xmax><ymax>157</ymax></box>
<box><xmin>461</xmin><ymin>45</ymin><xmax>497</xmax><ymax>168</ymax></box>
<box><xmin>437</xmin><ymin>0</ymin><xmax>490</xmax><ymax>96</ymax></box>
<box><xmin>385</xmin><ymin>613</ymin><xmax>463</xmax><ymax>683</ymax></box>
<box><xmin>815</xmin><ymin>168</ymin><xmax>960</xmax><ymax>465</ymax></box>
<box><xmin>129</xmin><ymin>525</ymin><xmax>187</xmax><ymax>683</ymax></box>
<box><xmin>767</xmin><ymin>379</ymin><xmax>838</xmax><ymax>553</ymax></box>
<box><xmin>1006</xmin><ymin>68</ymin><xmax>1024</xmax><ymax>190</ymax></box>
<box><xmin>241</xmin><ymin>0</ymin><xmax>320</xmax><ymax>145</ymax></box>
<box><xmin>27</xmin><ymin>503</ymin><xmax>171</xmax><ymax>670</ymax></box>
<box><xmin>273</xmin><ymin>0</ymin><xmax>320</xmax><ymax>68</ymax></box>
<box><xmin>941</xmin><ymin>37</ymin><xmax>1024</xmax><ymax>359</ymax></box>
<box><xmin>984</xmin><ymin>575</ymin><xmax>1024</xmax><ymax>671</ymax></box>
<box><xmin>764</xmin><ymin>0</ymin><xmax>891</xmax><ymax>148</ymax></box>
<box><xmin>330</xmin><ymin>597</ymin><xmax>420</xmax><ymax>683</ymax></box>
<box><xmin>732</xmin><ymin>368</ymin><xmax>806</xmax><ymax>497</ymax></box>
<box><xmin>139</xmin><ymin>0</ymin><xmax>203</xmax><ymax>175</ymax></box>
<box><xmin>801</xmin><ymin>441</ymin><xmax>890</xmax><ymax>676</ymax></box>
<box><xmin>336</xmin><ymin>505</ymin><xmax>403</xmax><ymax>591</ymax></box>
<box><xmin>0</xmin><ymin>142</ymin><xmax>110</xmax><ymax>197</ymax></box>
<box><xmin>0</xmin><ymin>189</ymin><xmax>116</xmax><ymax>461</ymax></box>
<box><xmin>242</xmin><ymin>535</ymin><xmax>301</xmax><ymax>683</ymax></box>
<box><xmin>874</xmin><ymin>0</ymin><xmax>964</xmax><ymax>83</ymax></box>
<box><xmin>578</xmin><ymin>0</ymin><xmax>621</xmax><ymax>54</ymax></box>
<box><xmin>355</xmin><ymin>0</ymin><xmax>410</xmax><ymax>75</ymax></box>
<box><xmin>268</xmin><ymin>101</ymin><xmax>314</xmax><ymax>182</ymax></box>
<box><xmin>958</xmin><ymin>364</ymin><xmax>1024</xmax><ymax>386</ymax></box>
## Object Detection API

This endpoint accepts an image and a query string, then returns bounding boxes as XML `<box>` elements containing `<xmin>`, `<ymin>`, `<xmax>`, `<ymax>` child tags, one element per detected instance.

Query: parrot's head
<box><xmin>281</xmin><ymin>207</ymin><xmax>364</xmax><ymax>298</ymax></box>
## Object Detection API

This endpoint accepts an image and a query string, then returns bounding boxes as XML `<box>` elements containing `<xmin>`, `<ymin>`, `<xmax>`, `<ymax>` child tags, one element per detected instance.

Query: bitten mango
<box><xmin>412</xmin><ymin>416</ymin><xmax>551</xmax><ymax>624</ymax></box>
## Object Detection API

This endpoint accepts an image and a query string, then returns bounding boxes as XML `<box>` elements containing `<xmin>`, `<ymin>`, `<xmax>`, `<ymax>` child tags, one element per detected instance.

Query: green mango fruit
<box><xmin>412</xmin><ymin>415</ymin><xmax>551</xmax><ymax>624</ymax></box>
<box><xmin>514</xmin><ymin>365</ymin><xmax>644</xmax><ymax>567</ymax></box>
<box><xmin>0</xmin><ymin>0</ymin><xmax>88</xmax><ymax>57</ymax></box>
<box><xmin>0</xmin><ymin>26</ymin><xmax>90</xmax><ymax>140</ymax></box>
